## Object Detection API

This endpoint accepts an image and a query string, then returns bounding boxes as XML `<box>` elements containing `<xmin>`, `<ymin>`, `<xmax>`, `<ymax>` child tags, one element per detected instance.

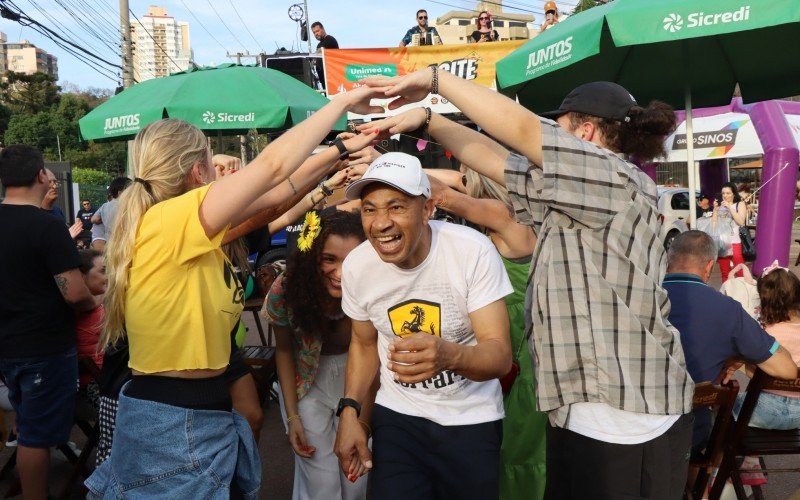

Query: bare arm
<box><xmin>424</xmin><ymin>168</ymin><xmax>466</xmax><ymax>193</ymax></box>
<box><xmin>335</xmin><ymin>319</ymin><xmax>380</xmax><ymax>478</ymax></box>
<box><xmin>360</xmin><ymin>109</ymin><xmax>510</xmax><ymax>185</ymax></box>
<box><xmin>199</xmin><ymin>86</ymin><xmax>385</xmax><ymax>238</ymax></box>
<box><xmin>388</xmin><ymin>298</ymin><xmax>512</xmax><ymax>382</ymax></box>
<box><xmin>757</xmin><ymin>345</ymin><xmax>799</xmax><ymax>381</ymax></box>
<box><xmin>54</xmin><ymin>269</ymin><xmax>99</xmax><ymax>312</ymax></box>
<box><xmin>365</xmin><ymin>68</ymin><xmax>543</xmax><ymax>167</ymax></box>
<box><xmin>221</xmin><ymin>138</ymin><xmax>368</xmax><ymax>243</ymax></box>
<box><xmin>91</xmin><ymin>213</ymin><xmax>102</xmax><ymax>224</ymax></box>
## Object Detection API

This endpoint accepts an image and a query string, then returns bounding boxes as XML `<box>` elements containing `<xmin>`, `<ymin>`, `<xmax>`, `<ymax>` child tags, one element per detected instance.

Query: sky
<box><xmin>0</xmin><ymin>0</ymin><xmax>577</xmax><ymax>91</ymax></box>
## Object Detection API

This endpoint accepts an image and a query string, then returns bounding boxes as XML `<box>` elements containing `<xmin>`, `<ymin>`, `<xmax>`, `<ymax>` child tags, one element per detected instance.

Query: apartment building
<box><xmin>130</xmin><ymin>6</ymin><xmax>192</xmax><ymax>81</ymax></box>
<box><xmin>0</xmin><ymin>32</ymin><xmax>58</xmax><ymax>79</ymax></box>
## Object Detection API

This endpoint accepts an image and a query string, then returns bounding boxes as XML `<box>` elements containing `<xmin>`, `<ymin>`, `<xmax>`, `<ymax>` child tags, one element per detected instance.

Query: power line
<box><xmin>228</xmin><ymin>0</ymin><xmax>264</xmax><ymax>53</ymax></box>
<box><xmin>0</xmin><ymin>0</ymin><xmax>123</xmax><ymax>70</ymax></box>
<box><xmin>129</xmin><ymin>8</ymin><xmax>185</xmax><ymax>75</ymax></box>
<box><xmin>19</xmin><ymin>0</ymin><xmax>116</xmax><ymax>58</ymax></box>
<box><xmin>177</xmin><ymin>0</ymin><xmax>228</xmax><ymax>54</ymax></box>
<box><xmin>204</xmin><ymin>0</ymin><xmax>248</xmax><ymax>51</ymax></box>
<box><xmin>53</xmin><ymin>0</ymin><xmax>120</xmax><ymax>54</ymax></box>
<box><xmin>67</xmin><ymin>0</ymin><xmax>121</xmax><ymax>41</ymax></box>
<box><xmin>6</xmin><ymin>10</ymin><xmax>120</xmax><ymax>82</ymax></box>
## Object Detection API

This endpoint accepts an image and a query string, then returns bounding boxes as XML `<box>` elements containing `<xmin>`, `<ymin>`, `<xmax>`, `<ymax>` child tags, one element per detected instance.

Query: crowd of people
<box><xmin>0</xmin><ymin>22</ymin><xmax>799</xmax><ymax>500</ymax></box>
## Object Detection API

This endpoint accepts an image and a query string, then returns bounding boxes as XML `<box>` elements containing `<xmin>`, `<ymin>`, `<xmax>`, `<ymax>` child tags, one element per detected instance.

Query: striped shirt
<box><xmin>504</xmin><ymin>118</ymin><xmax>693</xmax><ymax>426</ymax></box>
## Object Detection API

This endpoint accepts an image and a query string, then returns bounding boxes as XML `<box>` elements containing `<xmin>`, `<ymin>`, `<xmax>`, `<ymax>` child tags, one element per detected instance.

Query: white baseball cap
<box><xmin>345</xmin><ymin>152</ymin><xmax>431</xmax><ymax>200</ymax></box>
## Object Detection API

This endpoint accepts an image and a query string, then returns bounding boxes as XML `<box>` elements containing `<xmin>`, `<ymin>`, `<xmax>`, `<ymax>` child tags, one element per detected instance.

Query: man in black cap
<box><xmin>696</xmin><ymin>193</ymin><xmax>712</xmax><ymax>220</ymax></box>
<box><xmin>359</xmin><ymin>70</ymin><xmax>692</xmax><ymax>499</ymax></box>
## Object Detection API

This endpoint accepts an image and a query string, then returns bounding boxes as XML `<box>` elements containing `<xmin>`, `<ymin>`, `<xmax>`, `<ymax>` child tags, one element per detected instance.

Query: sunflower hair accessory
<box><xmin>297</xmin><ymin>211</ymin><xmax>322</xmax><ymax>252</ymax></box>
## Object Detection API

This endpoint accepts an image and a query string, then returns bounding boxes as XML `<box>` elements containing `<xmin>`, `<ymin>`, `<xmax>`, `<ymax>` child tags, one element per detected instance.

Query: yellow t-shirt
<box><xmin>125</xmin><ymin>183</ymin><xmax>244</xmax><ymax>373</ymax></box>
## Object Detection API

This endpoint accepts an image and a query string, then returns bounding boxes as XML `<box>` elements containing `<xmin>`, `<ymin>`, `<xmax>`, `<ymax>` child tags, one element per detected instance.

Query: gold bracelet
<box><xmin>286</xmin><ymin>414</ymin><xmax>302</xmax><ymax>424</ymax></box>
<box><xmin>358</xmin><ymin>419</ymin><xmax>372</xmax><ymax>437</ymax></box>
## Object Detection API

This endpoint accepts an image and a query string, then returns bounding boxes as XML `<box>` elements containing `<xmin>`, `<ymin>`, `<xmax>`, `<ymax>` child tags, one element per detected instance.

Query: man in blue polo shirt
<box><xmin>663</xmin><ymin>230</ymin><xmax>796</xmax><ymax>452</ymax></box>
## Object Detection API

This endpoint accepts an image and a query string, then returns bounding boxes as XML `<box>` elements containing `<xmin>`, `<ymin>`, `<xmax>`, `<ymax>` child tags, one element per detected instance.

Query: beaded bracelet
<box><xmin>430</xmin><ymin>65</ymin><xmax>439</xmax><ymax>95</ymax></box>
<box><xmin>422</xmin><ymin>107</ymin><xmax>432</xmax><ymax>132</ymax></box>
<box><xmin>287</xmin><ymin>177</ymin><xmax>298</xmax><ymax>195</ymax></box>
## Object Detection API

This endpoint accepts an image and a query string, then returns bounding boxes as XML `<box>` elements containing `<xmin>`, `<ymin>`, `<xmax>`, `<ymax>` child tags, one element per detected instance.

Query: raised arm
<box><xmin>360</xmin><ymin>109</ymin><xmax>509</xmax><ymax>185</ymax></box>
<box><xmin>364</xmin><ymin>68</ymin><xmax>543</xmax><ymax>166</ymax></box>
<box><xmin>199</xmin><ymin>85</ymin><xmax>385</xmax><ymax>238</ymax></box>
<box><xmin>430</xmin><ymin>177</ymin><xmax>535</xmax><ymax>257</ymax></box>
<box><xmin>424</xmin><ymin>168</ymin><xmax>467</xmax><ymax>193</ymax></box>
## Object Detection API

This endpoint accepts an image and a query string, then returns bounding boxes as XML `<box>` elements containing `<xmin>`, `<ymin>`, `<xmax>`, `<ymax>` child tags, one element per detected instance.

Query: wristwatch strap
<box><xmin>332</xmin><ymin>137</ymin><xmax>349</xmax><ymax>160</ymax></box>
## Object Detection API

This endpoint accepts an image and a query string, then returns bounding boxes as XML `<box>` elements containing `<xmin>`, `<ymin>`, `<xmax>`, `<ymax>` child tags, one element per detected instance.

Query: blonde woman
<box><xmin>84</xmin><ymin>87</ymin><xmax>383</xmax><ymax>499</ymax></box>
<box><xmin>426</xmin><ymin>166</ymin><xmax>546</xmax><ymax>499</ymax></box>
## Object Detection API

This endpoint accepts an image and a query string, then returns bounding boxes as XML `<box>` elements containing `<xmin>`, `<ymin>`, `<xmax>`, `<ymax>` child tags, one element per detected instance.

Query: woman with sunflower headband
<box><xmin>265</xmin><ymin>210</ymin><xmax>370</xmax><ymax>500</ymax></box>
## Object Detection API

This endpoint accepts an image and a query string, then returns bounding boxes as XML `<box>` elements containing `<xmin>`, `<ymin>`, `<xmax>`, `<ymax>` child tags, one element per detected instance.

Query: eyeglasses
<box><xmin>418</xmin><ymin>16</ymin><xmax>428</xmax><ymax>19</ymax></box>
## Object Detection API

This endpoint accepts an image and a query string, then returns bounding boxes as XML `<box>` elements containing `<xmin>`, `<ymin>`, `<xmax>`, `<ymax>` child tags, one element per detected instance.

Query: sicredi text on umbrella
<box><xmin>202</xmin><ymin>112</ymin><xmax>255</xmax><ymax>125</ymax></box>
<box><xmin>664</xmin><ymin>6</ymin><xmax>750</xmax><ymax>33</ymax></box>
<box><xmin>526</xmin><ymin>36</ymin><xmax>573</xmax><ymax>76</ymax></box>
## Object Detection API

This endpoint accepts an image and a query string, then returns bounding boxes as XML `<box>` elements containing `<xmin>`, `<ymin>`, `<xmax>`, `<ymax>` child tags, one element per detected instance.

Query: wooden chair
<box><xmin>709</xmin><ymin>368</ymin><xmax>800</xmax><ymax>500</ymax></box>
<box><xmin>685</xmin><ymin>379</ymin><xmax>740</xmax><ymax>499</ymax></box>
<box><xmin>243</xmin><ymin>346</ymin><xmax>277</xmax><ymax>408</ymax></box>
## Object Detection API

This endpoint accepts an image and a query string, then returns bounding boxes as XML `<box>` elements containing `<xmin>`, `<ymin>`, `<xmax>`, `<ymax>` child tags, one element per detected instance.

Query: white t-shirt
<box><xmin>565</xmin><ymin>402</ymin><xmax>680</xmax><ymax>444</ymax></box>
<box><xmin>341</xmin><ymin>221</ymin><xmax>512</xmax><ymax>426</ymax></box>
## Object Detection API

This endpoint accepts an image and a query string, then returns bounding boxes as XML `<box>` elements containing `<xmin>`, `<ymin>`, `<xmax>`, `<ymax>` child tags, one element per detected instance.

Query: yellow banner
<box><xmin>323</xmin><ymin>40</ymin><xmax>526</xmax><ymax>116</ymax></box>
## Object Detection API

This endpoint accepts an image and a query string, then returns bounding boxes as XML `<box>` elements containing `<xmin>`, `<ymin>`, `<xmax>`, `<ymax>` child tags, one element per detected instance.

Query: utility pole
<box><xmin>226</xmin><ymin>52</ymin><xmax>261</xmax><ymax>65</ymax></box>
<box><xmin>304</xmin><ymin>0</ymin><xmax>312</xmax><ymax>53</ymax></box>
<box><xmin>119</xmin><ymin>0</ymin><xmax>134</xmax><ymax>88</ymax></box>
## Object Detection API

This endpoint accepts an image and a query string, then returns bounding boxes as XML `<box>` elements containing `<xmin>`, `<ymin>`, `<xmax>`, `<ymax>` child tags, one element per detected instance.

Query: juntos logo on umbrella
<box><xmin>201</xmin><ymin>111</ymin><xmax>256</xmax><ymax>125</ymax></box>
<box><xmin>103</xmin><ymin>113</ymin><xmax>140</xmax><ymax>134</ymax></box>
<box><xmin>663</xmin><ymin>6</ymin><xmax>751</xmax><ymax>32</ymax></box>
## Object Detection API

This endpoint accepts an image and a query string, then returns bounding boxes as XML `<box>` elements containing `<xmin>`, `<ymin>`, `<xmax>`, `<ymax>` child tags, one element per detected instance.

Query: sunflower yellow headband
<box><xmin>297</xmin><ymin>211</ymin><xmax>322</xmax><ymax>252</ymax></box>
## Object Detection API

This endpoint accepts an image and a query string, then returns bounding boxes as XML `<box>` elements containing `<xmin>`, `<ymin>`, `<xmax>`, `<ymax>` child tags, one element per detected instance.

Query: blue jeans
<box><xmin>85</xmin><ymin>386</ymin><xmax>261</xmax><ymax>499</ymax></box>
<box><xmin>734</xmin><ymin>391</ymin><xmax>800</xmax><ymax>430</ymax></box>
<box><xmin>0</xmin><ymin>347</ymin><xmax>77</xmax><ymax>447</ymax></box>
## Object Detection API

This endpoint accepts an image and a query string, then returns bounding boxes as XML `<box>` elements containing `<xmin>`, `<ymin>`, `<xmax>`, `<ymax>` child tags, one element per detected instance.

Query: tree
<box><xmin>0</xmin><ymin>71</ymin><xmax>60</xmax><ymax>114</ymax></box>
<box><xmin>71</xmin><ymin>167</ymin><xmax>111</xmax><ymax>185</ymax></box>
<box><xmin>572</xmin><ymin>0</ymin><xmax>610</xmax><ymax>14</ymax></box>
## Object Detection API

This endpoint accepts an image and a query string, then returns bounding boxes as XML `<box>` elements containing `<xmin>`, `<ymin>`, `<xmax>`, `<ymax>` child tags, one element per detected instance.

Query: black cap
<box><xmin>540</xmin><ymin>81</ymin><xmax>638</xmax><ymax>122</ymax></box>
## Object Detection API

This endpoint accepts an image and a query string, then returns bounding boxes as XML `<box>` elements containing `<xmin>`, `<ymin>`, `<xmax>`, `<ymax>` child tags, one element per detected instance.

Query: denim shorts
<box><xmin>85</xmin><ymin>386</ymin><xmax>261</xmax><ymax>499</ymax></box>
<box><xmin>0</xmin><ymin>347</ymin><xmax>77</xmax><ymax>447</ymax></box>
<box><xmin>734</xmin><ymin>391</ymin><xmax>800</xmax><ymax>430</ymax></box>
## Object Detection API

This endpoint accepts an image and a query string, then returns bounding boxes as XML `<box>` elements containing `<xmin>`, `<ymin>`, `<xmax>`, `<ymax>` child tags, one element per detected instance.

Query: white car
<box><xmin>657</xmin><ymin>187</ymin><xmax>692</xmax><ymax>250</ymax></box>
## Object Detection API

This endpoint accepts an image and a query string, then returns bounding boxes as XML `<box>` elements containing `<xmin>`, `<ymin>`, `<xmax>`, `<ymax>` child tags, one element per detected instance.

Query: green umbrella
<box><xmin>497</xmin><ymin>0</ymin><xmax>800</xmax><ymax>112</ymax></box>
<box><xmin>496</xmin><ymin>0</ymin><xmax>800</xmax><ymax>254</ymax></box>
<box><xmin>79</xmin><ymin>63</ymin><xmax>344</xmax><ymax>141</ymax></box>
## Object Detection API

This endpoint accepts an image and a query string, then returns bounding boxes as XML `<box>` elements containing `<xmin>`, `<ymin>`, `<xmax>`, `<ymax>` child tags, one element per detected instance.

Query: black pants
<box><xmin>545</xmin><ymin>413</ymin><xmax>693</xmax><ymax>500</ymax></box>
<box><xmin>369</xmin><ymin>404</ymin><xmax>502</xmax><ymax>500</ymax></box>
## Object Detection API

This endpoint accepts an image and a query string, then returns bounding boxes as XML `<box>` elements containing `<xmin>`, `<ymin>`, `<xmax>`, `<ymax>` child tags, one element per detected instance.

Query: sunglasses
<box><xmin>418</xmin><ymin>16</ymin><xmax>428</xmax><ymax>19</ymax></box>
<box><xmin>479</xmin><ymin>17</ymin><xmax>490</xmax><ymax>20</ymax></box>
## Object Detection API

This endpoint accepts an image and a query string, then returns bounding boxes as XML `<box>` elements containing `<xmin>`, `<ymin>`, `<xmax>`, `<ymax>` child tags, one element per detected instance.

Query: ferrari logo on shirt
<box><xmin>387</xmin><ymin>299</ymin><xmax>441</xmax><ymax>338</ymax></box>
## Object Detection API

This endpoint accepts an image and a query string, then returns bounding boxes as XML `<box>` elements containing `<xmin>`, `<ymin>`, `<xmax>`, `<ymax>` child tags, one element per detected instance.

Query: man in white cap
<box><xmin>333</xmin><ymin>152</ymin><xmax>513</xmax><ymax>500</ymax></box>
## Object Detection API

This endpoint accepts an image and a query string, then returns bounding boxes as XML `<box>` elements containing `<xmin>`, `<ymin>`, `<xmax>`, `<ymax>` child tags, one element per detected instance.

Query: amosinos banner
<box><xmin>324</xmin><ymin>40</ymin><xmax>526</xmax><ymax>118</ymax></box>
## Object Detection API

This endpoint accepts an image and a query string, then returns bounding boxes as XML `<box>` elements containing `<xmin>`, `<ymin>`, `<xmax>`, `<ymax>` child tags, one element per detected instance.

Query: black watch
<box><xmin>336</xmin><ymin>398</ymin><xmax>362</xmax><ymax>418</ymax></box>
<box><xmin>332</xmin><ymin>137</ymin><xmax>349</xmax><ymax>160</ymax></box>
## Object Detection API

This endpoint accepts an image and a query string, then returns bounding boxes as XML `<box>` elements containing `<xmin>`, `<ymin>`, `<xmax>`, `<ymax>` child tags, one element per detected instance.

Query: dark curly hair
<box><xmin>758</xmin><ymin>268</ymin><xmax>800</xmax><ymax>326</ymax></box>
<box><xmin>283</xmin><ymin>210</ymin><xmax>365</xmax><ymax>335</ymax></box>
<box><xmin>567</xmin><ymin>100</ymin><xmax>676</xmax><ymax>161</ymax></box>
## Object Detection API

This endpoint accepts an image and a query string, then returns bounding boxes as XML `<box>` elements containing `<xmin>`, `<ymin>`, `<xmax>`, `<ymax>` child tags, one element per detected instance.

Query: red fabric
<box><xmin>717</xmin><ymin>243</ymin><xmax>744</xmax><ymax>283</ymax></box>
